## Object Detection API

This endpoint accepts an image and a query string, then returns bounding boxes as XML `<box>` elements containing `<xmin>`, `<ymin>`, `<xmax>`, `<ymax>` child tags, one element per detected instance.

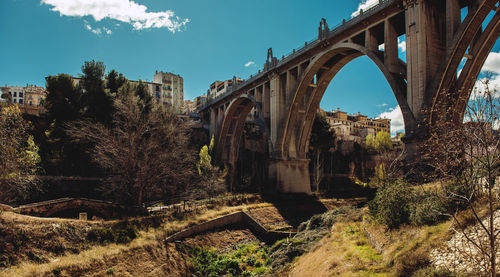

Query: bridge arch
<box><xmin>215</xmin><ymin>94</ymin><xmax>269</xmax><ymax>172</ymax></box>
<box><xmin>279</xmin><ymin>42</ymin><xmax>414</xmax><ymax>160</ymax></box>
<box><xmin>430</xmin><ymin>0</ymin><xmax>500</xmax><ymax>125</ymax></box>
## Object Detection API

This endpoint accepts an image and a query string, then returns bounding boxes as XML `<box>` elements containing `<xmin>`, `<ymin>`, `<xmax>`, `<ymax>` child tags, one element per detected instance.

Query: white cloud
<box><xmin>377</xmin><ymin>105</ymin><xmax>405</xmax><ymax>135</ymax></box>
<box><xmin>41</xmin><ymin>0</ymin><xmax>189</xmax><ymax>33</ymax></box>
<box><xmin>352</xmin><ymin>0</ymin><xmax>379</xmax><ymax>17</ymax></box>
<box><xmin>84</xmin><ymin>24</ymin><xmax>112</xmax><ymax>36</ymax></box>
<box><xmin>245</xmin><ymin>61</ymin><xmax>256</xmax><ymax>67</ymax></box>
<box><xmin>103</xmin><ymin>27</ymin><xmax>112</xmax><ymax>35</ymax></box>
<box><xmin>375</xmin><ymin>38</ymin><xmax>405</xmax><ymax>53</ymax></box>
<box><xmin>481</xmin><ymin>52</ymin><xmax>500</xmax><ymax>74</ymax></box>
<box><xmin>473</xmin><ymin>52</ymin><xmax>500</xmax><ymax>98</ymax></box>
<box><xmin>398</xmin><ymin>38</ymin><xmax>406</xmax><ymax>52</ymax></box>
<box><xmin>377</xmin><ymin>103</ymin><xmax>388</xmax><ymax>107</ymax></box>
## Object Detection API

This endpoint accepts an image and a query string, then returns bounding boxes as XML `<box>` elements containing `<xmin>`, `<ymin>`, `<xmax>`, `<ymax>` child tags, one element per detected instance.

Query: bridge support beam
<box><xmin>405</xmin><ymin>0</ymin><xmax>447</xmax><ymax>124</ymax></box>
<box><xmin>269</xmin><ymin>159</ymin><xmax>312</xmax><ymax>194</ymax></box>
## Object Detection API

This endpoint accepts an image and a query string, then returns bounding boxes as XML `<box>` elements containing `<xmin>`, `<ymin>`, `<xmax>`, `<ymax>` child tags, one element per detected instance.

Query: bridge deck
<box><xmin>199</xmin><ymin>0</ymin><xmax>398</xmax><ymax>111</ymax></box>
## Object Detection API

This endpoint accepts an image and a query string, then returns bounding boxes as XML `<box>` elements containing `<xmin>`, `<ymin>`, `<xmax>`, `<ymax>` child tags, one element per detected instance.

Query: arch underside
<box><xmin>279</xmin><ymin>42</ymin><xmax>412</xmax><ymax>160</ymax></box>
<box><xmin>216</xmin><ymin>95</ymin><xmax>268</xmax><ymax>168</ymax></box>
<box><xmin>431</xmin><ymin>0</ymin><xmax>500</xmax><ymax>125</ymax></box>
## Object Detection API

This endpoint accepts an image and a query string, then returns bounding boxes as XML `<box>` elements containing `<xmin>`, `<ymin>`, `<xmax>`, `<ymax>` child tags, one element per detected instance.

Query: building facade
<box><xmin>154</xmin><ymin>71</ymin><xmax>184</xmax><ymax>113</ymax></box>
<box><xmin>0</xmin><ymin>85</ymin><xmax>47</xmax><ymax>115</ymax></box>
<box><xmin>207</xmin><ymin>77</ymin><xmax>243</xmax><ymax>100</ymax></box>
<box><xmin>194</xmin><ymin>95</ymin><xmax>207</xmax><ymax>111</ymax></box>
<box><xmin>324</xmin><ymin>108</ymin><xmax>391</xmax><ymax>142</ymax></box>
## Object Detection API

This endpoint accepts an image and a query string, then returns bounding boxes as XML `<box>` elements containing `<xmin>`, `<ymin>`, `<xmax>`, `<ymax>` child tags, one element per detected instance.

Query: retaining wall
<box><xmin>165</xmin><ymin>211</ymin><xmax>294</xmax><ymax>243</ymax></box>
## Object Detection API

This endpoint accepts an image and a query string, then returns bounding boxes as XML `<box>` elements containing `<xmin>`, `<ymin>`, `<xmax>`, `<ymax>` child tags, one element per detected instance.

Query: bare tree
<box><xmin>425</xmin><ymin>76</ymin><xmax>499</xmax><ymax>276</ymax></box>
<box><xmin>67</xmin><ymin>83</ymin><xmax>196</xmax><ymax>206</ymax></box>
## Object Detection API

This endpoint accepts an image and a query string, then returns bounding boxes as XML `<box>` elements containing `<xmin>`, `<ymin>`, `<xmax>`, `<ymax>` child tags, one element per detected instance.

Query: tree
<box><xmin>365</xmin><ymin>131</ymin><xmax>397</xmax><ymax>187</ymax></box>
<box><xmin>0</xmin><ymin>105</ymin><xmax>40</xmax><ymax>205</ymax></box>
<box><xmin>192</xmin><ymin>135</ymin><xmax>227</xmax><ymax>199</ymax></box>
<box><xmin>67</xmin><ymin>83</ymin><xmax>195</xmax><ymax>206</ymax></box>
<box><xmin>106</xmin><ymin>69</ymin><xmax>127</xmax><ymax>95</ymax></box>
<box><xmin>80</xmin><ymin>60</ymin><xmax>114</xmax><ymax>125</ymax></box>
<box><xmin>42</xmin><ymin>74</ymin><xmax>96</xmax><ymax>176</ymax></box>
<box><xmin>365</xmin><ymin>131</ymin><xmax>393</xmax><ymax>152</ymax></box>
<box><xmin>309</xmin><ymin>111</ymin><xmax>335</xmax><ymax>192</ymax></box>
<box><xmin>424</xmin><ymin>77</ymin><xmax>499</xmax><ymax>276</ymax></box>
<box><xmin>135</xmin><ymin>81</ymin><xmax>152</xmax><ymax>115</ymax></box>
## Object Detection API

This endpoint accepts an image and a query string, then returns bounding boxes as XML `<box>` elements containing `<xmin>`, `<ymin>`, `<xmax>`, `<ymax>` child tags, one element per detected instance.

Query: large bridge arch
<box><xmin>278</xmin><ymin>42</ymin><xmax>414</xmax><ymax>160</ymax></box>
<box><xmin>430</xmin><ymin>0</ymin><xmax>500</xmax><ymax>125</ymax></box>
<box><xmin>215</xmin><ymin>94</ymin><xmax>270</xmax><ymax>187</ymax></box>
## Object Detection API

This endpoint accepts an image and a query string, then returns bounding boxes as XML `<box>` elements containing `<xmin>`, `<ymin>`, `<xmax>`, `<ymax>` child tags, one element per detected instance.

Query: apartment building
<box><xmin>324</xmin><ymin>108</ymin><xmax>391</xmax><ymax>142</ymax></box>
<box><xmin>0</xmin><ymin>85</ymin><xmax>47</xmax><ymax>115</ymax></box>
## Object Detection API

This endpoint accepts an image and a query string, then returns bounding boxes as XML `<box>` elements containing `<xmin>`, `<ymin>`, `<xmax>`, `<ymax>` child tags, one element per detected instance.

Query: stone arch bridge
<box><xmin>199</xmin><ymin>0</ymin><xmax>500</xmax><ymax>194</ymax></box>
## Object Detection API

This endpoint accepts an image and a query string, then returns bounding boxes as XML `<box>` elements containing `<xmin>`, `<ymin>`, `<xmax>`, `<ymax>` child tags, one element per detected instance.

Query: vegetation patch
<box><xmin>268</xmin><ymin>206</ymin><xmax>359</xmax><ymax>272</ymax></box>
<box><xmin>86</xmin><ymin>225</ymin><xmax>137</xmax><ymax>244</ymax></box>
<box><xmin>187</xmin><ymin>242</ymin><xmax>271</xmax><ymax>277</ymax></box>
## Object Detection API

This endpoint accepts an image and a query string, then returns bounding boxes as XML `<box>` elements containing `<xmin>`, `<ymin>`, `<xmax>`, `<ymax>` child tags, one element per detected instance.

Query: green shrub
<box><xmin>86</xmin><ymin>225</ymin><xmax>137</xmax><ymax>244</ymax></box>
<box><xmin>410</xmin><ymin>194</ymin><xmax>447</xmax><ymax>226</ymax></box>
<box><xmin>188</xmin><ymin>243</ymin><xmax>270</xmax><ymax>276</ymax></box>
<box><xmin>368</xmin><ymin>180</ymin><xmax>411</xmax><ymax>228</ymax></box>
<box><xmin>443</xmin><ymin>180</ymin><xmax>472</xmax><ymax>211</ymax></box>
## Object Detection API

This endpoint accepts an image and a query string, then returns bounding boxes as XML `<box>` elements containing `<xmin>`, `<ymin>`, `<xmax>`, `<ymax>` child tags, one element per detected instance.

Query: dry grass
<box><xmin>290</xmin><ymin>217</ymin><xmax>388</xmax><ymax>276</ymax></box>
<box><xmin>0</xmin><ymin>202</ymin><xmax>272</xmax><ymax>277</ymax></box>
<box><xmin>288</xmin><ymin>208</ymin><xmax>453</xmax><ymax>277</ymax></box>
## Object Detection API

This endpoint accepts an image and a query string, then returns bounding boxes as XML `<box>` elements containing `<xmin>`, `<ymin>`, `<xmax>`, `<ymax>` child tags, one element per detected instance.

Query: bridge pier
<box><xmin>269</xmin><ymin>159</ymin><xmax>312</xmax><ymax>194</ymax></box>
<box><xmin>200</xmin><ymin>0</ymin><xmax>498</xmax><ymax>195</ymax></box>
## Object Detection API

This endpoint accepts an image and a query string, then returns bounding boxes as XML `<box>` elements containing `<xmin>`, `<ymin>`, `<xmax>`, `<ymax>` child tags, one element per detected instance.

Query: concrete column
<box><xmin>365</xmin><ymin>28</ymin><xmax>379</xmax><ymax>51</ymax></box>
<box><xmin>286</xmin><ymin>69</ymin><xmax>298</xmax><ymax>106</ymax></box>
<box><xmin>269</xmin><ymin>74</ymin><xmax>281</xmax><ymax>148</ymax></box>
<box><xmin>405</xmin><ymin>0</ymin><xmax>447</xmax><ymax>124</ymax></box>
<box><xmin>384</xmin><ymin>18</ymin><xmax>399</xmax><ymax>73</ymax></box>
<box><xmin>269</xmin><ymin>159</ymin><xmax>311</xmax><ymax>194</ymax></box>
<box><xmin>210</xmin><ymin>108</ymin><xmax>216</xmax><ymax>139</ymax></box>
<box><xmin>255</xmin><ymin>85</ymin><xmax>263</xmax><ymax>103</ymax></box>
<box><xmin>263</xmin><ymin>82</ymin><xmax>270</xmax><ymax>119</ymax></box>
<box><xmin>446</xmin><ymin>0</ymin><xmax>461</xmax><ymax>46</ymax></box>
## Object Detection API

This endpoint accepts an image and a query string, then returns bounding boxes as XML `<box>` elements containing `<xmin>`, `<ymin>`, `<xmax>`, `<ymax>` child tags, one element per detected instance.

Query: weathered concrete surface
<box><xmin>165</xmin><ymin>211</ymin><xmax>294</xmax><ymax>243</ymax></box>
<box><xmin>269</xmin><ymin>159</ymin><xmax>312</xmax><ymax>194</ymax></box>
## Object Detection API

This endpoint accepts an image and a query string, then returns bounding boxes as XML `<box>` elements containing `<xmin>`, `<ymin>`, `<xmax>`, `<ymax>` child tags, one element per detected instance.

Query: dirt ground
<box><xmin>0</xmin><ymin>197</ymin><xmax>367</xmax><ymax>276</ymax></box>
<box><xmin>37</xmin><ymin>226</ymin><xmax>260</xmax><ymax>277</ymax></box>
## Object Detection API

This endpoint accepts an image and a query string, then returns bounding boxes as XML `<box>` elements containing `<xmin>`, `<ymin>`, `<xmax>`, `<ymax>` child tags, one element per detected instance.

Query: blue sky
<box><xmin>1</xmin><ymin>0</ymin><xmax>499</xmax><ymax>134</ymax></box>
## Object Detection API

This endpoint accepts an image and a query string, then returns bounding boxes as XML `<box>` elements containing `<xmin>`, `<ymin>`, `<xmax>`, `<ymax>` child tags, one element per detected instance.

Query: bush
<box><xmin>410</xmin><ymin>194</ymin><xmax>447</xmax><ymax>226</ymax></box>
<box><xmin>368</xmin><ymin>180</ymin><xmax>411</xmax><ymax>228</ymax></box>
<box><xmin>86</xmin><ymin>225</ymin><xmax>137</xmax><ymax>244</ymax></box>
<box><xmin>188</xmin><ymin>243</ymin><xmax>270</xmax><ymax>277</ymax></box>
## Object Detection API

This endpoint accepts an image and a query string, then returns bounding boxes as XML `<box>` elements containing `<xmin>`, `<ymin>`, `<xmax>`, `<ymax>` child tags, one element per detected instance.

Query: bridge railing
<box><xmin>199</xmin><ymin>0</ymin><xmax>396</xmax><ymax>112</ymax></box>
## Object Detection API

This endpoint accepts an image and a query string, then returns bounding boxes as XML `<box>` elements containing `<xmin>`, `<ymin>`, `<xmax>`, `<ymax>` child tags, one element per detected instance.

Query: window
<box><xmin>13</xmin><ymin>99</ymin><xmax>16</xmax><ymax>103</ymax></box>
<box><xmin>19</xmin><ymin>92</ymin><xmax>23</xmax><ymax>98</ymax></box>
<box><xmin>19</xmin><ymin>99</ymin><xmax>23</xmax><ymax>104</ymax></box>
<box><xmin>13</xmin><ymin>92</ymin><xmax>17</xmax><ymax>97</ymax></box>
